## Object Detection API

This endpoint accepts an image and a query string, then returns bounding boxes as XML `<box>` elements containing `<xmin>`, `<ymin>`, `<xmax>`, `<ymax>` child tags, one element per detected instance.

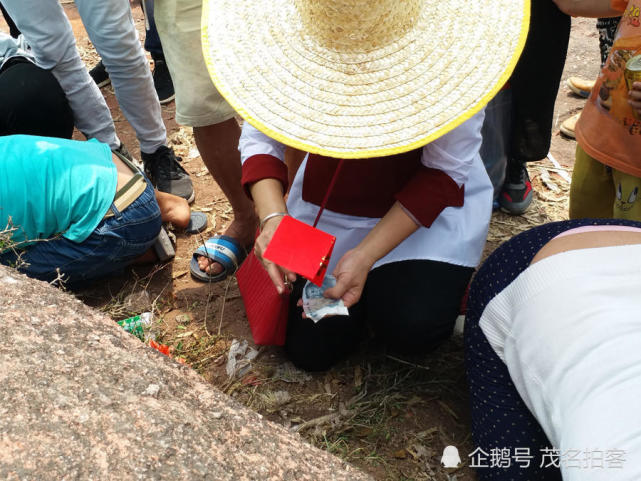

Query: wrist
<box><xmin>259</xmin><ymin>211</ymin><xmax>288</xmax><ymax>231</ymax></box>
<box><xmin>353</xmin><ymin>244</ymin><xmax>378</xmax><ymax>270</ymax></box>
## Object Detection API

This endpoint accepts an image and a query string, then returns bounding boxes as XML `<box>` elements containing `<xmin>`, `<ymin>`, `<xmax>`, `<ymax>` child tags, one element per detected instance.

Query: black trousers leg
<box><xmin>284</xmin><ymin>260</ymin><xmax>473</xmax><ymax>371</ymax></box>
<box><xmin>597</xmin><ymin>17</ymin><xmax>621</xmax><ymax>67</ymax></box>
<box><xmin>285</xmin><ymin>278</ymin><xmax>366</xmax><ymax>372</ymax></box>
<box><xmin>0</xmin><ymin>61</ymin><xmax>74</xmax><ymax>139</ymax></box>
<box><xmin>509</xmin><ymin>0</ymin><xmax>571</xmax><ymax>166</ymax></box>
<box><xmin>365</xmin><ymin>260</ymin><xmax>473</xmax><ymax>355</ymax></box>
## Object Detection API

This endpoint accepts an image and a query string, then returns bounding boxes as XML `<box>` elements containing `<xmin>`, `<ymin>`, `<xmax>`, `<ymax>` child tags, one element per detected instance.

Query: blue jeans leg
<box><xmin>1</xmin><ymin>182</ymin><xmax>161</xmax><ymax>287</ymax></box>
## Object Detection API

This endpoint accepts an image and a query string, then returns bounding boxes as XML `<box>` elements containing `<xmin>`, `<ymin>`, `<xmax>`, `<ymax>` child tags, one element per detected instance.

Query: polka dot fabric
<box><xmin>464</xmin><ymin>219</ymin><xmax>641</xmax><ymax>481</ymax></box>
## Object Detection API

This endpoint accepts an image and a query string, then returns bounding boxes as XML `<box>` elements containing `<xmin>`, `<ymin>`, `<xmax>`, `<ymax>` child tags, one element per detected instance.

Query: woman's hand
<box><xmin>322</xmin><ymin>202</ymin><xmax>420</xmax><ymax>308</ymax></box>
<box><xmin>248</xmin><ymin>178</ymin><xmax>294</xmax><ymax>294</ymax></box>
<box><xmin>323</xmin><ymin>248</ymin><xmax>375</xmax><ymax>308</ymax></box>
<box><xmin>629</xmin><ymin>82</ymin><xmax>641</xmax><ymax>118</ymax></box>
<box><xmin>254</xmin><ymin>215</ymin><xmax>296</xmax><ymax>294</ymax></box>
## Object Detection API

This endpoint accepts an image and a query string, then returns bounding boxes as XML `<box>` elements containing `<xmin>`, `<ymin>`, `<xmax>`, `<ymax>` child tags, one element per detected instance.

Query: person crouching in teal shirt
<box><xmin>0</xmin><ymin>135</ymin><xmax>187</xmax><ymax>287</ymax></box>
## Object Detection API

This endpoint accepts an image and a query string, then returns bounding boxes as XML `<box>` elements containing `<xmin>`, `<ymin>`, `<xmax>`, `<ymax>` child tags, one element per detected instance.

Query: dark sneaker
<box><xmin>152</xmin><ymin>59</ymin><xmax>175</xmax><ymax>105</ymax></box>
<box><xmin>142</xmin><ymin>145</ymin><xmax>195</xmax><ymax>204</ymax></box>
<box><xmin>499</xmin><ymin>163</ymin><xmax>533</xmax><ymax>215</ymax></box>
<box><xmin>89</xmin><ymin>60</ymin><xmax>111</xmax><ymax>88</ymax></box>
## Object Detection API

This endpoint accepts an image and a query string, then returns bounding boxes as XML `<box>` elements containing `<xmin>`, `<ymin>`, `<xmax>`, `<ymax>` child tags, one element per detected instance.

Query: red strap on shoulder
<box><xmin>312</xmin><ymin>159</ymin><xmax>344</xmax><ymax>228</ymax></box>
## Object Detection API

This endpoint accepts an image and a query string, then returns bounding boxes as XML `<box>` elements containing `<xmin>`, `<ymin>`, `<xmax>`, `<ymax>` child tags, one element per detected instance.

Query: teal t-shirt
<box><xmin>0</xmin><ymin>135</ymin><xmax>117</xmax><ymax>248</ymax></box>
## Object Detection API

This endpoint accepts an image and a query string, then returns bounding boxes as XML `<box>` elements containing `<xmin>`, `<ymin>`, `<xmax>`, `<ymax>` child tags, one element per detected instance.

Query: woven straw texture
<box><xmin>203</xmin><ymin>0</ymin><xmax>530</xmax><ymax>158</ymax></box>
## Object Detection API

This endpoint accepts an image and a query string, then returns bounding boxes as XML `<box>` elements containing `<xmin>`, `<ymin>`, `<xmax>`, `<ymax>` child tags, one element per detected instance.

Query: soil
<box><xmin>1</xmin><ymin>8</ymin><xmax>602</xmax><ymax>481</ymax></box>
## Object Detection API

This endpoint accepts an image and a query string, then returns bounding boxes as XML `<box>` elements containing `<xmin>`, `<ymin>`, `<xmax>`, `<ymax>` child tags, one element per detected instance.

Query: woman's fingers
<box><xmin>295</xmin><ymin>298</ymin><xmax>308</xmax><ymax>318</ymax></box>
<box><xmin>323</xmin><ymin>282</ymin><xmax>346</xmax><ymax>300</ymax></box>
<box><xmin>341</xmin><ymin>289</ymin><xmax>360</xmax><ymax>309</ymax></box>
<box><xmin>324</xmin><ymin>275</ymin><xmax>363</xmax><ymax>308</ymax></box>
<box><xmin>327</xmin><ymin>285</ymin><xmax>360</xmax><ymax>308</ymax></box>
<box><xmin>282</xmin><ymin>267</ymin><xmax>297</xmax><ymax>283</ymax></box>
<box><xmin>253</xmin><ymin>221</ymin><xmax>297</xmax><ymax>291</ymax></box>
<box><xmin>265</xmin><ymin>262</ymin><xmax>287</xmax><ymax>294</ymax></box>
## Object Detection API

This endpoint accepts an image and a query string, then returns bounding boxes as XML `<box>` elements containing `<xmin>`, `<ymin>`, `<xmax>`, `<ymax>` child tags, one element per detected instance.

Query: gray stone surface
<box><xmin>0</xmin><ymin>266</ymin><xmax>372</xmax><ymax>481</ymax></box>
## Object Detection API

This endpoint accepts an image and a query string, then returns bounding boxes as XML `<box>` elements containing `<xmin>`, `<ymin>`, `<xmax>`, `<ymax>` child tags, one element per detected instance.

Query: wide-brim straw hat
<box><xmin>202</xmin><ymin>0</ymin><xmax>530</xmax><ymax>158</ymax></box>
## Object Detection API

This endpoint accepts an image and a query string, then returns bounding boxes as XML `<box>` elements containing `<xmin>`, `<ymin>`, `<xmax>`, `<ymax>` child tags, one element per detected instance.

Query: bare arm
<box><xmin>250</xmin><ymin>175</ymin><xmax>420</xmax><ymax>306</ymax></box>
<box><xmin>552</xmin><ymin>0</ymin><xmax>623</xmax><ymax>17</ymax></box>
<box><xmin>249</xmin><ymin>178</ymin><xmax>296</xmax><ymax>294</ymax></box>
<box><xmin>324</xmin><ymin>202</ymin><xmax>419</xmax><ymax>307</ymax></box>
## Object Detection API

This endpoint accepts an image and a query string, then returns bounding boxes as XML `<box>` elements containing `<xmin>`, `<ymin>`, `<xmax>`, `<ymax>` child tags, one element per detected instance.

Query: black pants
<box><xmin>285</xmin><ymin>260</ymin><xmax>474</xmax><ymax>372</ymax></box>
<box><xmin>0</xmin><ymin>59</ymin><xmax>74</xmax><ymax>139</ymax></box>
<box><xmin>597</xmin><ymin>16</ymin><xmax>621</xmax><ymax>67</ymax></box>
<box><xmin>509</xmin><ymin>0</ymin><xmax>571</xmax><ymax>167</ymax></box>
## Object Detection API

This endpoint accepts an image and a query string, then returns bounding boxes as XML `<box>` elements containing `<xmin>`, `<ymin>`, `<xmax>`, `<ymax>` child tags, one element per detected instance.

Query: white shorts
<box><xmin>154</xmin><ymin>0</ymin><xmax>235</xmax><ymax>127</ymax></box>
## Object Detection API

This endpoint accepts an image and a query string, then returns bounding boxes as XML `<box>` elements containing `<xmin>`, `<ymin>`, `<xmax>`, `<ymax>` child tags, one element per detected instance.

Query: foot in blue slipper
<box><xmin>190</xmin><ymin>235</ymin><xmax>248</xmax><ymax>282</ymax></box>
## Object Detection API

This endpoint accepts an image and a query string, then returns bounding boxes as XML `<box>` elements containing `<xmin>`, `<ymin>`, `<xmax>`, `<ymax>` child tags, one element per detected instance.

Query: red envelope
<box><xmin>263</xmin><ymin>215</ymin><xmax>335</xmax><ymax>286</ymax></box>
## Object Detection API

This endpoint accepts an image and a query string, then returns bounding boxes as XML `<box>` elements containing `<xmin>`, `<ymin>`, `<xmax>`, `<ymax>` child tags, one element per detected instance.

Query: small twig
<box><xmin>437</xmin><ymin>400</ymin><xmax>460</xmax><ymax>421</ymax></box>
<box><xmin>202</xmin><ymin>284</ymin><xmax>215</xmax><ymax>337</ymax></box>
<box><xmin>291</xmin><ymin>389</ymin><xmax>367</xmax><ymax>433</ymax></box>
<box><xmin>48</xmin><ymin>267</ymin><xmax>67</xmax><ymax>290</ymax></box>
<box><xmin>385</xmin><ymin>354</ymin><xmax>431</xmax><ymax>371</ymax></box>
<box><xmin>150</xmin><ymin>273</ymin><xmax>173</xmax><ymax>315</ymax></box>
<box><xmin>217</xmin><ymin>277</ymin><xmax>233</xmax><ymax>336</ymax></box>
<box><xmin>291</xmin><ymin>412</ymin><xmax>342</xmax><ymax>433</ymax></box>
<box><xmin>546</xmin><ymin>152</ymin><xmax>572</xmax><ymax>182</ymax></box>
<box><xmin>197</xmin><ymin>231</ymin><xmax>216</xmax><ymax>338</ymax></box>
<box><xmin>191</xmin><ymin>351</ymin><xmax>223</xmax><ymax>368</ymax></box>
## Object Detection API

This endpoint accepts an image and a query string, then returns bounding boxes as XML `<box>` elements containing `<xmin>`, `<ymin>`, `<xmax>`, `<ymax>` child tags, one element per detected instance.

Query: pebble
<box><xmin>143</xmin><ymin>384</ymin><xmax>161</xmax><ymax>398</ymax></box>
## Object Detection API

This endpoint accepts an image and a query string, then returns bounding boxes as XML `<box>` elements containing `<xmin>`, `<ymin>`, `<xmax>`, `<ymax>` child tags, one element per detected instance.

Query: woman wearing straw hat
<box><xmin>197</xmin><ymin>0</ymin><xmax>530</xmax><ymax>370</ymax></box>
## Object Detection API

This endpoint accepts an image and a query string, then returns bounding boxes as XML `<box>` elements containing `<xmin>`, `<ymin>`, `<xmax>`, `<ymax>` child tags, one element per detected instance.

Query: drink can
<box><xmin>117</xmin><ymin>312</ymin><xmax>153</xmax><ymax>341</ymax></box>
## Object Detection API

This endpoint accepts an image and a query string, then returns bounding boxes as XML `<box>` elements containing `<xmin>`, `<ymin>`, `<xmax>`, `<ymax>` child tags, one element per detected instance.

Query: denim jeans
<box><xmin>0</xmin><ymin>180</ymin><xmax>161</xmax><ymax>287</ymax></box>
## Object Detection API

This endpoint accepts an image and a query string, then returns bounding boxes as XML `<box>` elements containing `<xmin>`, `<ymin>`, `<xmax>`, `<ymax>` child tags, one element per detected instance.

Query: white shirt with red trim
<box><xmin>240</xmin><ymin>110</ymin><xmax>492</xmax><ymax>272</ymax></box>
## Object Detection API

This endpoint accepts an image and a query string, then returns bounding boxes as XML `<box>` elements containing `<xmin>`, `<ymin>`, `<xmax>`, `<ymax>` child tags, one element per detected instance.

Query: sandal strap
<box><xmin>197</xmin><ymin>242</ymin><xmax>239</xmax><ymax>271</ymax></box>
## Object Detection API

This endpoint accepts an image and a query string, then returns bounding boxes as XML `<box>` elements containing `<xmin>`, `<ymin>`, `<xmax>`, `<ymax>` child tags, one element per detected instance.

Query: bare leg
<box><xmin>194</xmin><ymin>119</ymin><xmax>257</xmax><ymax>274</ymax></box>
<box><xmin>155</xmin><ymin>190</ymin><xmax>190</xmax><ymax>228</ymax></box>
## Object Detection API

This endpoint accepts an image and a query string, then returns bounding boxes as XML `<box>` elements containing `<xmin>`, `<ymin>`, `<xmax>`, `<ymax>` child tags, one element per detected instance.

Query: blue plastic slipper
<box><xmin>185</xmin><ymin>211</ymin><xmax>208</xmax><ymax>235</ymax></box>
<box><xmin>190</xmin><ymin>235</ymin><xmax>247</xmax><ymax>282</ymax></box>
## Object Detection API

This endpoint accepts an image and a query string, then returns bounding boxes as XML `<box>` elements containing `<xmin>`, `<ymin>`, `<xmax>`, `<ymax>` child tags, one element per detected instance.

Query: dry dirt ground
<box><xmin>1</xmin><ymin>8</ymin><xmax>602</xmax><ymax>481</ymax></box>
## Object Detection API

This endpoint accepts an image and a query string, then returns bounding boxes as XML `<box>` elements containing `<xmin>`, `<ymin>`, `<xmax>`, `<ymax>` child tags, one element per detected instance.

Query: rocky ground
<box><xmin>1</xmin><ymin>7</ymin><xmax>602</xmax><ymax>480</ymax></box>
